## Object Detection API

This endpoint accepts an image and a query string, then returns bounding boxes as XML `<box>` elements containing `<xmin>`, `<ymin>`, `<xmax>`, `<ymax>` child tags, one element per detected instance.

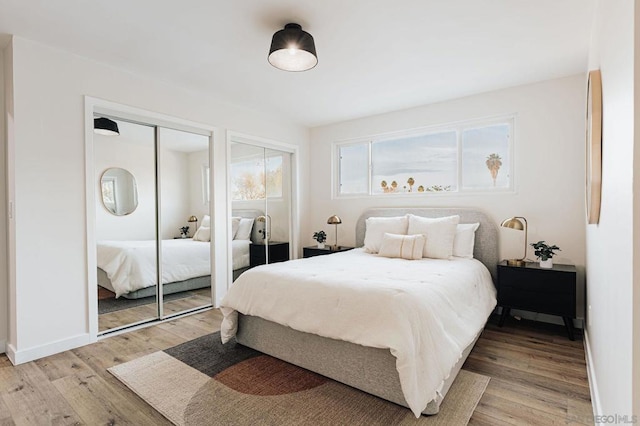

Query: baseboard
<box><xmin>583</xmin><ymin>329</ymin><xmax>602</xmax><ymax>419</ymax></box>
<box><xmin>6</xmin><ymin>333</ymin><xmax>92</xmax><ymax>365</ymax></box>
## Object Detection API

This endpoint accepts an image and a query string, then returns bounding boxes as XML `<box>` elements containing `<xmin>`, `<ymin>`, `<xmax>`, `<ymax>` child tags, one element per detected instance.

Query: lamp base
<box><xmin>506</xmin><ymin>259</ymin><xmax>526</xmax><ymax>267</ymax></box>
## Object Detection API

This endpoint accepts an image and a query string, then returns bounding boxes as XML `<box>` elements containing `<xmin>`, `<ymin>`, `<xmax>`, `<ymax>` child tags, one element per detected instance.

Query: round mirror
<box><xmin>100</xmin><ymin>168</ymin><xmax>139</xmax><ymax>216</ymax></box>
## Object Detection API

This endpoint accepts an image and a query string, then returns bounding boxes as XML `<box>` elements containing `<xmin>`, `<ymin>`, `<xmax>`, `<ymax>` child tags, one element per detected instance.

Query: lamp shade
<box><xmin>188</xmin><ymin>215</ymin><xmax>198</xmax><ymax>223</ymax></box>
<box><xmin>500</xmin><ymin>217</ymin><xmax>524</xmax><ymax>230</ymax></box>
<box><xmin>268</xmin><ymin>23</ymin><xmax>318</xmax><ymax>72</ymax></box>
<box><xmin>94</xmin><ymin>117</ymin><xmax>120</xmax><ymax>136</ymax></box>
<box><xmin>327</xmin><ymin>215</ymin><xmax>342</xmax><ymax>225</ymax></box>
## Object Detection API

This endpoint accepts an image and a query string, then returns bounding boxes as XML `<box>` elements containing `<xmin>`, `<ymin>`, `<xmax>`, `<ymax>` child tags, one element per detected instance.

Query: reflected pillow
<box><xmin>194</xmin><ymin>226</ymin><xmax>210</xmax><ymax>242</ymax></box>
<box><xmin>231</xmin><ymin>217</ymin><xmax>241</xmax><ymax>240</ymax></box>
<box><xmin>363</xmin><ymin>216</ymin><xmax>409</xmax><ymax>253</ymax></box>
<box><xmin>378</xmin><ymin>233</ymin><xmax>425</xmax><ymax>260</ymax></box>
<box><xmin>453</xmin><ymin>223</ymin><xmax>480</xmax><ymax>259</ymax></box>
<box><xmin>236</xmin><ymin>218</ymin><xmax>254</xmax><ymax>241</ymax></box>
<box><xmin>202</xmin><ymin>215</ymin><xmax>211</xmax><ymax>228</ymax></box>
<box><xmin>407</xmin><ymin>214</ymin><xmax>460</xmax><ymax>259</ymax></box>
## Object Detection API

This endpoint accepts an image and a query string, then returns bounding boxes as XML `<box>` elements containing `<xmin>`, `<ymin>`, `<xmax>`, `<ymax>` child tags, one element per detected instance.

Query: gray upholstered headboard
<box><xmin>232</xmin><ymin>209</ymin><xmax>264</xmax><ymax>244</ymax></box>
<box><xmin>355</xmin><ymin>208</ymin><xmax>499</xmax><ymax>283</ymax></box>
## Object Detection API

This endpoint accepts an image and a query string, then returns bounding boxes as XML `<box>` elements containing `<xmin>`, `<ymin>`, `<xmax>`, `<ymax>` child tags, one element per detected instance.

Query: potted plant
<box><xmin>313</xmin><ymin>230</ymin><xmax>327</xmax><ymax>249</ymax></box>
<box><xmin>180</xmin><ymin>226</ymin><xmax>190</xmax><ymax>238</ymax></box>
<box><xmin>530</xmin><ymin>241</ymin><xmax>560</xmax><ymax>269</ymax></box>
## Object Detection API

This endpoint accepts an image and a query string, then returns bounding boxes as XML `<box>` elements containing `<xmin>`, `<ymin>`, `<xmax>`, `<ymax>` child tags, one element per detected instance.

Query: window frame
<box><xmin>333</xmin><ymin>115</ymin><xmax>515</xmax><ymax>199</ymax></box>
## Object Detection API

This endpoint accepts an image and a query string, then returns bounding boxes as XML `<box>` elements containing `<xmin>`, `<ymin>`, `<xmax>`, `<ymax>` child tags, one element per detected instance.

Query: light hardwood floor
<box><xmin>0</xmin><ymin>311</ymin><xmax>592</xmax><ymax>425</ymax></box>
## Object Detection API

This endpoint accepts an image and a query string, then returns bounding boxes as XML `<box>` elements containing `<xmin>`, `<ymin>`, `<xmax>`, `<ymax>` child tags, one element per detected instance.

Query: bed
<box><xmin>220</xmin><ymin>207</ymin><xmax>498</xmax><ymax>417</ymax></box>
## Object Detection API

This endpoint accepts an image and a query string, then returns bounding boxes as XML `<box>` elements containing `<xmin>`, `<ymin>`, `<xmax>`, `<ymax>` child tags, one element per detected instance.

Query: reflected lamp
<box><xmin>188</xmin><ymin>215</ymin><xmax>198</xmax><ymax>237</ymax></box>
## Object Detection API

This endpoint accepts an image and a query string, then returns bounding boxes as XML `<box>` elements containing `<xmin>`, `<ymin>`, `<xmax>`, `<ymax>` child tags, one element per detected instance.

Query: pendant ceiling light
<box><xmin>94</xmin><ymin>117</ymin><xmax>120</xmax><ymax>136</ymax></box>
<box><xmin>268</xmin><ymin>23</ymin><xmax>317</xmax><ymax>72</ymax></box>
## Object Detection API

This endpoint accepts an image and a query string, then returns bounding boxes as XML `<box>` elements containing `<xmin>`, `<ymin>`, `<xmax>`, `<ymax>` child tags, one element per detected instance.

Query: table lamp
<box><xmin>500</xmin><ymin>216</ymin><xmax>527</xmax><ymax>267</ymax></box>
<box><xmin>188</xmin><ymin>215</ymin><xmax>198</xmax><ymax>237</ymax></box>
<box><xmin>327</xmin><ymin>215</ymin><xmax>342</xmax><ymax>250</ymax></box>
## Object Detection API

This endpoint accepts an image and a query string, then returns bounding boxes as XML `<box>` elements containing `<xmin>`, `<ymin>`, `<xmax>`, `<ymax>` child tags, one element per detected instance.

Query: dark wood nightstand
<box><xmin>497</xmin><ymin>260</ymin><xmax>577</xmax><ymax>340</ymax></box>
<box><xmin>249</xmin><ymin>242</ymin><xmax>290</xmax><ymax>267</ymax></box>
<box><xmin>303</xmin><ymin>246</ymin><xmax>354</xmax><ymax>258</ymax></box>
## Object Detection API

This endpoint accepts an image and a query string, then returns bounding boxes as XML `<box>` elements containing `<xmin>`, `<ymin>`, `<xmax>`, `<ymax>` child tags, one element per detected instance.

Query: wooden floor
<box><xmin>0</xmin><ymin>311</ymin><xmax>592</xmax><ymax>425</ymax></box>
<box><xmin>98</xmin><ymin>288</ymin><xmax>212</xmax><ymax>332</ymax></box>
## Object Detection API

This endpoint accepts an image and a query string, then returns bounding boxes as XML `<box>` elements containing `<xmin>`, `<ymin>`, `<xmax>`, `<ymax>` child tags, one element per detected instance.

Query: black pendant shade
<box><xmin>94</xmin><ymin>117</ymin><xmax>120</xmax><ymax>136</ymax></box>
<box><xmin>268</xmin><ymin>23</ymin><xmax>318</xmax><ymax>72</ymax></box>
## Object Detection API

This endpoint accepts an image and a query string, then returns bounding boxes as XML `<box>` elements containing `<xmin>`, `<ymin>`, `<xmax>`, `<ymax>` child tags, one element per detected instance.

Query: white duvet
<box><xmin>220</xmin><ymin>248</ymin><xmax>496</xmax><ymax>417</ymax></box>
<box><xmin>97</xmin><ymin>239</ymin><xmax>211</xmax><ymax>298</ymax></box>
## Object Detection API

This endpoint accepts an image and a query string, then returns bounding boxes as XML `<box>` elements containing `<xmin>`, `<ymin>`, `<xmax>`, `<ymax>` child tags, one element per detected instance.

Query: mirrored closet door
<box><xmin>95</xmin><ymin>116</ymin><xmax>213</xmax><ymax>334</ymax></box>
<box><xmin>229</xmin><ymin>139</ymin><xmax>292</xmax><ymax>281</ymax></box>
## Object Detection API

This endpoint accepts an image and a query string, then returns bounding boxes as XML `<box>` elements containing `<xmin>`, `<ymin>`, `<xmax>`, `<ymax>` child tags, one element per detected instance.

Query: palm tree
<box><xmin>381</xmin><ymin>180</ymin><xmax>388</xmax><ymax>193</ymax></box>
<box><xmin>407</xmin><ymin>177</ymin><xmax>415</xmax><ymax>192</ymax></box>
<box><xmin>390</xmin><ymin>181</ymin><xmax>398</xmax><ymax>192</ymax></box>
<box><xmin>486</xmin><ymin>153</ymin><xmax>503</xmax><ymax>186</ymax></box>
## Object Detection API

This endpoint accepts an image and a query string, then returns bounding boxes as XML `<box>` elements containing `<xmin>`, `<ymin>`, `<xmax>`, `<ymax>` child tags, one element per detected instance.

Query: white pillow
<box><xmin>231</xmin><ymin>216</ymin><xmax>241</xmax><ymax>240</ymax></box>
<box><xmin>201</xmin><ymin>215</ymin><xmax>211</xmax><ymax>228</ymax></box>
<box><xmin>193</xmin><ymin>226</ymin><xmax>210</xmax><ymax>242</ymax></box>
<box><xmin>407</xmin><ymin>214</ymin><xmax>460</xmax><ymax>259</ymax></box>
<box><xmin>363</xmin><ymin>216</ymin><xmax>409</xmax><ymax>253</ymax></box>
<box><xmin>378</xmin><ymin>233</ymin><xmax>426</xmax><ymax>260</ymax></box>
<box><xmin>453</xmin><ymin>223</ymin><xmax>480</xmax><ymax>259</ymax></box>
<box><xmin>235</xmin><ymin>218</ymin><xmax>254</xmax><ymax>241</ymax></box>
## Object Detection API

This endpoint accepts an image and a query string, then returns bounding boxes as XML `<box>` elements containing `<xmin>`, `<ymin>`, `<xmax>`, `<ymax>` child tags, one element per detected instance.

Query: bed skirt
<box><xmin>97</xmin><ymin>268</ymin><xmax>211</xmax><ymax>299</ymax></box>
<box><xmin>236</xmin><ymin>313</ymin><xmax>479</xmax><ymax>416</ymax></box>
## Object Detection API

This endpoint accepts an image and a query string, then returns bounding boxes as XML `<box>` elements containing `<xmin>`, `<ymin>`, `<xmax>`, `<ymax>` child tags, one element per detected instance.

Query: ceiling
<box><xmin>0</xmin><ymin>1</ymin><xmax>595</xmax><ymax>127</ymax></box>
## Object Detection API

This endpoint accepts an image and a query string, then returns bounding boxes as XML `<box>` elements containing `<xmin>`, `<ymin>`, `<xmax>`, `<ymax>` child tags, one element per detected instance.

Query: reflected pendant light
<box><xmin>268</xmin><ymin>23</ymin><xmax>318</xmax><ymax>72</ymax></box>
<box><xmin>94</xmin><ymin>117</ymin><xmax>120</xmax><ymax>136</ymax></box>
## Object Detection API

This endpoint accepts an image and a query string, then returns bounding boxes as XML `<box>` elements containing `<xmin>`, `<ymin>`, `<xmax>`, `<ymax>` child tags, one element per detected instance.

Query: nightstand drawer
<box><xmin>499</xmin><ymin>268</ymin><xmax>574</xmax><ymax>295</ymax></box>
<box><xmin>499</xmin><ymin>286</ymin><xmax>575</xmax><ymax>317</ymax></box>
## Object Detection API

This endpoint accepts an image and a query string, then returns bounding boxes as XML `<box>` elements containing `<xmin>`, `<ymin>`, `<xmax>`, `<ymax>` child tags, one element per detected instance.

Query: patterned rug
<box><xmin>109</xmin><ymin>332</ymin><xmax>489</xmax><ymax>425</ymax></box>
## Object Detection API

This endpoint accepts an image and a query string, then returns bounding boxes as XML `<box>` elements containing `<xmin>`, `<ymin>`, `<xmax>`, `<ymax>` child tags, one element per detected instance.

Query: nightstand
<box><xmin>303</xmin><ymin>246</ymin><xmax>354</xmax><ymax>258</ymax></box>
<box><xmin>250</xmin><ymin>242</ymin><xmax>290</xmax><ymax>267</ymax></box>
<box><xmin>497</xmin><ymin>261</ymin><xmax>577</xmax><ymax>340</ymax></box>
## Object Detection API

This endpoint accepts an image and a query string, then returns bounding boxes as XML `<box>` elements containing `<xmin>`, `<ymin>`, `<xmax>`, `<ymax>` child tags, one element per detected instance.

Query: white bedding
<box><xmin>232</xmin><ymin>240</ymin><xmax>251</xmax><ymax>270</ymax></box>
<box><xmin>220</xmin><ymin>248</ymin><xmax>496</xmax><ymax>417</ymax></box>
<box><xmin>97</xmin><ymin>239</ymin><xmax>211</xmax><ymax>298</ymax></box>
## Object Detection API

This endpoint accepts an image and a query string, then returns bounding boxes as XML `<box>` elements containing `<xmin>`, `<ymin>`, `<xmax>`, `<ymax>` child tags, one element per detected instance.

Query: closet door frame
<box><xmin>84</xmin><ymin>97</ymin><xmax>218</xmax><ymax>340</ymax></box>
<box><xmin>225</xmin><ymin>131</ymin><xmax>300</xmax><ymax>292</ymax></box>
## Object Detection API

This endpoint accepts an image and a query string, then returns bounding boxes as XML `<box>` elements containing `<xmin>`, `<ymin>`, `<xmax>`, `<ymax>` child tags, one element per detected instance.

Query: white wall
<box><xmin>586</xmin><ymin>0</ymin><xmax>639</xmax><ymax>418</ymax></box>
<box><xmin>0</xmin><ymin>47</ymin><xmax>8</xmax><ymax>353</ymax></box>
<box><xmin>309</xmin><ymin>74</ymin><xmax>587</xmax><ymax>322</ymax></box>
<box><xmin>5</xmin><ymin>36</ymin><xmax>309</xmax><ymax>363</ymax></box>
<box><xmin>188</xmin><ymin>149</ymin><xmax>209</xmax><ymax>226</ymax></box>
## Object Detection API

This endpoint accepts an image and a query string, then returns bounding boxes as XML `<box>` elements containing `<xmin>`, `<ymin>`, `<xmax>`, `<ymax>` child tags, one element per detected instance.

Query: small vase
<box><xmin>539</xmin><ymin>259</ymin><xmax>553</xmax><ymax>269</ymax></box>
<box><xmin>317</xmin><ymin>242</ymin><xmax>325</xmax><ymax>249</ymax></box>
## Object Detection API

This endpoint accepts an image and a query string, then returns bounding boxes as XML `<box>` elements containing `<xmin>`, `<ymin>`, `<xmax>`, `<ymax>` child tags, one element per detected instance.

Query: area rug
<box><xmin>109</xmin><ymin>332</ymin><xmax>489</xmax><ymax>426</ymax></box>
<box><xmin>98</xmin><ymin>290</ymin><xmax>194</xmax><ymax>314</ymax></box>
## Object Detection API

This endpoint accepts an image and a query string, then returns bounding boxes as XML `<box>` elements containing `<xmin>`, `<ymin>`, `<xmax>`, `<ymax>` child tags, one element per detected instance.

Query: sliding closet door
<box><xmin>229</xmin><ymin>138</ymin><xmax>294</xmax><ymax>282</ymax></box>
<box><xmin>265</xmin><ymin>148</ymin><xmax>291</xmax><ymax>263</ymax></box>
<box><xmin>158</xmin><ymin>127</ymin><xmax>212</xmax><ymax>318</ymax></box>
<box><xmin>95</xmin><ymin>119</ymin><xmax>159</xmax><ymax>333</ymax></box>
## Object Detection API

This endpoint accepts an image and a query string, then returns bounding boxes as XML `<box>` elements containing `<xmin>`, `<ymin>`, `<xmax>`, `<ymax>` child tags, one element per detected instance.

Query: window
<box><xmin>230</xmin><ymin>154</ymin><xmax>283</xmax><ymax>201</ymax></box>
<box><xmin>336</xmin><ymin>117</ymin><xmax>513</xmax><ymax>196</ymax></box>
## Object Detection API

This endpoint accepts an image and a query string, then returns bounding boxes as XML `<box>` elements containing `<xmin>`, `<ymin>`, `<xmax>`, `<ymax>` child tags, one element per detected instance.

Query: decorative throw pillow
<box><xmin>363</xmin><ymin>216</ymin><xmax>409</xmax><ymax>253</ymax></box>
<box><xmin>453</xmin><ymin>223</ymin><xmax>480</xmax><ymax>259</ymax></box>
<box><xmin>407</xmin><ymin>214</ymin><xmax>460</xmax><ymax>259</ymax></box>
<box><xmin>231</xmin><ymin>217</ymin><xmax>241</xmax><ymax>240</ymax></box>
<box><xmin>193</xmin><ymin>226</ymin><xmax>211</xmax><ymax>242</ymax></box>
<box><xmin>235</xmin><ymin>218</ymin><xmax>254</xmax><ymax>241</ymax></box>
<box><xmin>378</xmin><ymin>233</ymin><xmax>426</xmax><ymax>260</ymax></box>
<box><xmin>201</xmin><ymin>215</ymin><xmax>211</xmax><ymax>228</ymax></box>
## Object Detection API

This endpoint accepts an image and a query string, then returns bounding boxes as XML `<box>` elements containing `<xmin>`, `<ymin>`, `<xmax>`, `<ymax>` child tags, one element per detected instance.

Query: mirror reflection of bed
<box><xmin>95</xmin><ymin>118</ymin><xmax>213</xmax><ymax>333</ymax></box>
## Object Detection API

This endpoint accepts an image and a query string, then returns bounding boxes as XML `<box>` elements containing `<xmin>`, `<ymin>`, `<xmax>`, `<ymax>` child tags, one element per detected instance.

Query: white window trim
<box><xmin>333</xmin><ymin>115</ymin><xmax>516</xmax><ymax>199</ymax></box>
